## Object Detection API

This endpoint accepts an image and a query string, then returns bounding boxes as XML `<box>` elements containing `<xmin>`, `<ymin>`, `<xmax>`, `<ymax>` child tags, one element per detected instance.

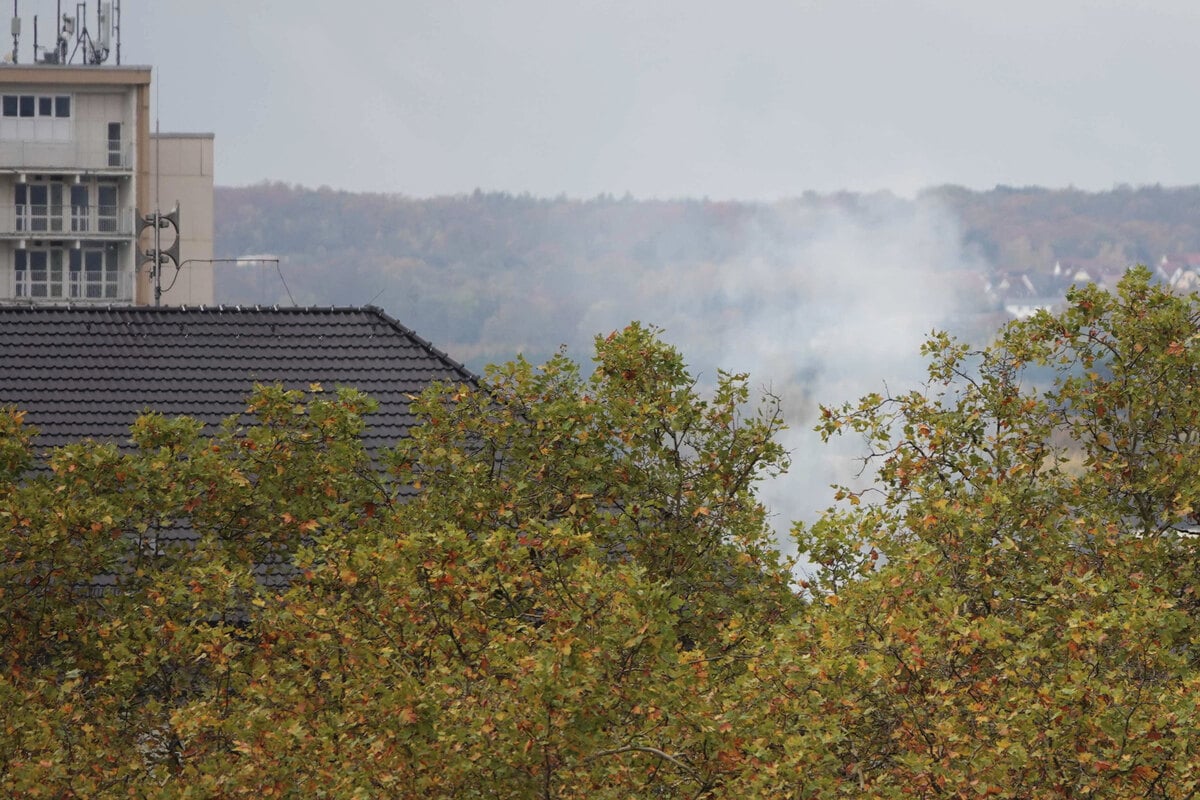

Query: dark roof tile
<box><xmin>0</xmin><ymin>305</ymin><xmax>477</xmax><ymax>455</ymax></box>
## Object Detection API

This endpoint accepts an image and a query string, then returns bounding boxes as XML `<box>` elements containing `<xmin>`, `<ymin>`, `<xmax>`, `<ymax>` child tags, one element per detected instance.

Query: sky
<box><xmin>56</xmin><ymin>0</ymin><xmax>1200</xmax><ymax>200</ymax></box>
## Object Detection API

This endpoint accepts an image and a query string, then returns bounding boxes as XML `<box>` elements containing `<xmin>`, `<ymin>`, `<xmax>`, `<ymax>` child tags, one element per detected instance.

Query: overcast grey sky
<box><xmin>97</xmin><ymin>1</ymin><xmax>1200</xmax><ymax>199</ymax></box>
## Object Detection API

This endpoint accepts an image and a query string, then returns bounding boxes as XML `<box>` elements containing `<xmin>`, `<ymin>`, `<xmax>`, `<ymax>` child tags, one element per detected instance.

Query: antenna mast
<box><xmin>10</xmin><ymin>0</ymin><xmax>19</xmax><ymax>63</ymax></box>
<box><xmin>10</xmin><ymin>0</ymin><xmax>118</xmax><ymax>64</ymax></box>
<box><xmin>55</xmin><ymin>0</ymin><xmax>65</xmax><ymax>63</ymax></box>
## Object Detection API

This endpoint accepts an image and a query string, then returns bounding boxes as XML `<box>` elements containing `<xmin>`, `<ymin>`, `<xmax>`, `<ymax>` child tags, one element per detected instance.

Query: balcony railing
<box><xmin>0</xmin><ymin>204</ymin><xmax>135</xmax><ymax>237</ymax></box>
<box><xmin>2</xmin><ymin>264</ymin><xmax>133</xmax><ymax>303</ymax></box>
<box><xmin>0</xmin><ymin>139</ymin><xmax>134</xmax><ymax>171</ymax></box>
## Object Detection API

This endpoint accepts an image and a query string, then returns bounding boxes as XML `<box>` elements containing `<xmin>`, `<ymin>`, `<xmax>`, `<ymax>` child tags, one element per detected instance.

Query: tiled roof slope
<box><xmin>0</xmin><ymin>305</ymin><xmax>477</xmax><ymax>454</ymax></box>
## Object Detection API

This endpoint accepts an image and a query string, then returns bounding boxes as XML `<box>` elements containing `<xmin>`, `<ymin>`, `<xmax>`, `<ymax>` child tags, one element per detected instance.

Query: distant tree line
<box><xmin>214</xmin><ymin>182</ymin><xmax>1200</xmax><ymax>369</ymax></box>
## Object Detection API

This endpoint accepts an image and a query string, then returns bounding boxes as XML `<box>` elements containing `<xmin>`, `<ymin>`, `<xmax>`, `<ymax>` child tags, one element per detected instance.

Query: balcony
<box><xmin>0</xmin><ymin>139</ymin><xmax>134</xmax><ymax>172</ymax></box>
<box><xmin>0</xmin><ymin>204</ymin><xmax>135</xmax><ymax>238</ymax></box>
<box><xmin>1</xmin><ymin>263</ymin><xmax>133</xmax><ymax>304</ymax></box>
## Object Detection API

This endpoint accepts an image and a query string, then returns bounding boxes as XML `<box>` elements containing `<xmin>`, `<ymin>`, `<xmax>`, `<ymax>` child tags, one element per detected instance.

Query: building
<box><xmin>0</xmin><ymin>304</ymin><xmax>476</xmax><ymax>454</ymax></box>
<box><xmin>148</xmin><ymin>131</ymin><xmax>215</xmax><ymax>305</ymax></box>
<box><xmin>0</xmin><ymin>2</ymin><xmax>213</xmax><ymax>307</ymax></box>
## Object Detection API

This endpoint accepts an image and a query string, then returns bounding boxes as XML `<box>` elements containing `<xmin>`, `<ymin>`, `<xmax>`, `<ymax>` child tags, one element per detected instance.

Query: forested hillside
<box><xmin>215</xmin><ymin>186</ymin><xmax>785</xmax><ymax>368</ymax></box>
<box><xmin>214</xmin><ymin>183</ymin><xmax>1200</xmax><ymax>373</ymax></box>
<box><xmin>925</xmin><ymin>183</ymin><xmax>1200</xmax><ymax>274</ymax></box>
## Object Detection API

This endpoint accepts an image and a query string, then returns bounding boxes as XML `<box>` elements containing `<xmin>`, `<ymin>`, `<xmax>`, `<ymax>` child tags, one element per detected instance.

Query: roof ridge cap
<box><xmin>363</xmin><ymin>305</ymin><xmax>479</xmax><ymax>384</ymax></box>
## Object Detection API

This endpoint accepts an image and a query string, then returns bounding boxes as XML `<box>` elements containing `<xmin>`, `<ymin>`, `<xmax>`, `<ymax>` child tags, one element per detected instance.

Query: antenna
<box><xmin>56</xmin><ymin>0</ymin><xmax>68</xmax><ymax>64</ymax></box>
<box><xmin>65</xmin><ymin>2</ymin><xmax>83</xmax><ymax>63</ymax></box>
<box><xmin>156</xmin><ymin>83</ymin><xmax>160</xmax><ymax>221</ymax></box>
<box><xmin>96</xmin><ymin>1</ymin><xmax>108</xmax><ymax>51</ymax></box>
<box><xmin>19</xmin><ymin>0</ymin><xmax>118</xmax><ymax>64</ymax></box>
<box><xmin>10</xmin><ymin>1</ymin><xmax>19</xmax><ymax>64</ymax></box>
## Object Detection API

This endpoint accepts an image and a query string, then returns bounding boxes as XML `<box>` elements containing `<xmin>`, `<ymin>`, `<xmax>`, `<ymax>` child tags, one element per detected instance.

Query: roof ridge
<box><xmin>363</xmin><ymin>305</ymin><xmax>479</xmax><ymax>385</ymax></box>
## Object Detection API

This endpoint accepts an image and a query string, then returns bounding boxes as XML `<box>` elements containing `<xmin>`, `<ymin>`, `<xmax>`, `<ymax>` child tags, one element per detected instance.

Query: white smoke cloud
<box><xmin>561</xmin><ymin>193</ymin><xmax>991</xmax><ymax>543</ymax></box>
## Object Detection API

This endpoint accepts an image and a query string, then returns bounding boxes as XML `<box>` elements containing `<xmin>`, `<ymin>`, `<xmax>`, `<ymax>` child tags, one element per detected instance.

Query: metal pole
<box><xmin>153</xmin><ymin>115</ymin><xmax>161</xmax><ymax>305</ymax></box>
<box><xmin>153</xmin><ymin>209</ymin><xmax>161</xmax><ymax>306</ymax></box>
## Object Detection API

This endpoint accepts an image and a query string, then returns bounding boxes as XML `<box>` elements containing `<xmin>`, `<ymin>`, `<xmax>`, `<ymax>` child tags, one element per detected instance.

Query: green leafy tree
<box><xmin>14</xmin><ymin>272</ymin><xmax>1200</xmax><ymax>798</ymax></box>
<box><xmin>0</xmin><ymin>324</ymin><xmax>795</xmax><ymax>798</ymax></box>
<box><xmin>727</xmin><ymin>267</ymin><xmax>1200</xmax><ymax>798</ymax></box>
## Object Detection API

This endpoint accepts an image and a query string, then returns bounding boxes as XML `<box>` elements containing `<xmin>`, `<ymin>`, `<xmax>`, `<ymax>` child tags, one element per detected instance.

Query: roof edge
<box><xmin>362</xmin><ymin>304</ymin><xmax>480</xmax><ymax>386</ymax></box>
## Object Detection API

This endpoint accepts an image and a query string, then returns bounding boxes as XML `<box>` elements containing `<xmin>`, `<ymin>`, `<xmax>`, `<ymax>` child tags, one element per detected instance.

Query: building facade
<box><xmin>0</xmin><ymin>64</ymin><xmax>213</xmax><ymax>306</ymax></box>
<box><xmin>149</xmin><ymin>132</ymin><xmax>215</xmax><ymax>306</ymax></box>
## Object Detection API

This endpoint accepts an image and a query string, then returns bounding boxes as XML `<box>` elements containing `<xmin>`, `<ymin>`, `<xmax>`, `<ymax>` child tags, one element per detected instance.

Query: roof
<box><xmin>150</xmin><ymin>132</ymin><xmax>215</xmax><ymax>140</ymax></box>
<box><xmin>0</xmin><ymin>64</ymin><xmax>152</xmax><ymax>86</ymax></box>
<box><xmin>0</xmin><ymin>305</ymin><xmax>477</xmax><ymax>454</ymax></box>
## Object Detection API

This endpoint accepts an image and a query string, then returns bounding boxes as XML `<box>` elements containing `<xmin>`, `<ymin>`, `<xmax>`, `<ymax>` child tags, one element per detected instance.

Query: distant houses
<box><xmin>1157</xmin><ymin>254</ymin><xmax>1200</xmax><ymax>293</ymax></box>
<box><xmin>986</xmin><ymin>260</ymin><xmax>1161</xmax><ymax>320</ymax></box>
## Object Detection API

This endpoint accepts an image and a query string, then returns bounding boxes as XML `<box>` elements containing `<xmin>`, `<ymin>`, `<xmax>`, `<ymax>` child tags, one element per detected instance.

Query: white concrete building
<box><xmin>0</xmin><ymin>8</ymin><xmax>214</xmax><ymax>306</ymax></box>
<box><xmin>148</xmin><ymin>131</ymin><xmax>215</xmax><ymax>306</ymax></box>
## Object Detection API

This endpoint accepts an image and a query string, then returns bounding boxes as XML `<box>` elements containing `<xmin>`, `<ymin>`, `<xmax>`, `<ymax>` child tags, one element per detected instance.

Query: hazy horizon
<box><xmin>87</xmin><ymin>1</ymin><xmax>1200</xmax><ymax>201</ymax></box>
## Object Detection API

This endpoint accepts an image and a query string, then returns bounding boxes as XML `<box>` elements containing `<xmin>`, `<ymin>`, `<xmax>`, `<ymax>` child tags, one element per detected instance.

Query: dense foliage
<box><xmin>1</xmin><ymin>324</ymin><xmax>796</xmax><ymax>797</ymax></box>
<box><xmin>6</xmin><ymin>271</ymin><xmax>1200</xmax><ymax>797</ymax></box>
<box><xmin>770</xmin><ymin>267</ymin><xmax>1200</xmax><ymax>796</ymax></box>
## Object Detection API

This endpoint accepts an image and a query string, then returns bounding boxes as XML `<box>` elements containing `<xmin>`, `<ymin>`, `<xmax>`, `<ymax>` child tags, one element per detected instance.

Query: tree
<box><xmin>0</xmin><ymin>324</ymin><xmax>795</xmax><ymax>798</ymax></box>
<box><xmin>727</xmin><ymin>267</ymin><xmax>1200</xmax><ymax>798</ymax></box>
<box><xmin>12</xmin><ymin>271</ymin><xmax>1200</xmax><ymax>797</ymax></box>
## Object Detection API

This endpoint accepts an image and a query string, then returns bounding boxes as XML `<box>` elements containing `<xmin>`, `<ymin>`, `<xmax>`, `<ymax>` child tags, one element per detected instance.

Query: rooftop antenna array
<box><xmin>7</xmin><ymin>0</ymin><xmax>120</xmax><ymax>65</ymax></box>
<box><xmin>10</xmin><ymin>1</ymin><xmax>18</xmax><ymax>63</ymax></box>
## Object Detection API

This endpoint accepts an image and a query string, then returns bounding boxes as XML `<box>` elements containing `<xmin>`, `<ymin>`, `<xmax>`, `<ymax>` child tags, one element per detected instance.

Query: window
<box><xmin>15</xmin><ymin>243</ymin><xmax>121</xmax><ymax>300</ymax></box>
<box><xmin>70</xmin><ymin>185</ymin><xmax>89</xmax><ymax>232</ymax></box>
<box><xmin>1</xmin><ymin>94</ymin><xmax>72</xmax><ymax>119</ymax></box>
<box><xmin>17</xmin><ymin>183</ymin><xmax>46</xmax><ymax>232</ymax></box>
<box><xmin>107</xmin><ymin>122</ymin><xmax>122</xmax><ymax>167</ymax></box>
<box><xmin>69</xmin><ymin>245</ymin><xmax>120</xmax><ymax>299</ymax></box>
<box><xmin>14</xmin><ymin>245</ymin><xmax>65</xmax><ymax>299</ymax></box>
<box><xmin>16</xmin><ymin>180</ymin><xmax>65</xmax><ymax>233</ymax></box>
<box><xmin>97</xmin><ymin>183</ymin><xmax>118</xmax><ymax>232</ymax></box>
<box><xmin>16</xmin><ymin>180</ymin><xmax>121</xmax><ymax>237</ymax></box>
<box><xmin>48</xmin><ymin>183</ymin><xmax>63</xmax><ymax>232</ymax></box>
<box><xmin>0</xmin><ymin>93</ymin><xmax>73</xmax><ymax>143</ymax></box>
